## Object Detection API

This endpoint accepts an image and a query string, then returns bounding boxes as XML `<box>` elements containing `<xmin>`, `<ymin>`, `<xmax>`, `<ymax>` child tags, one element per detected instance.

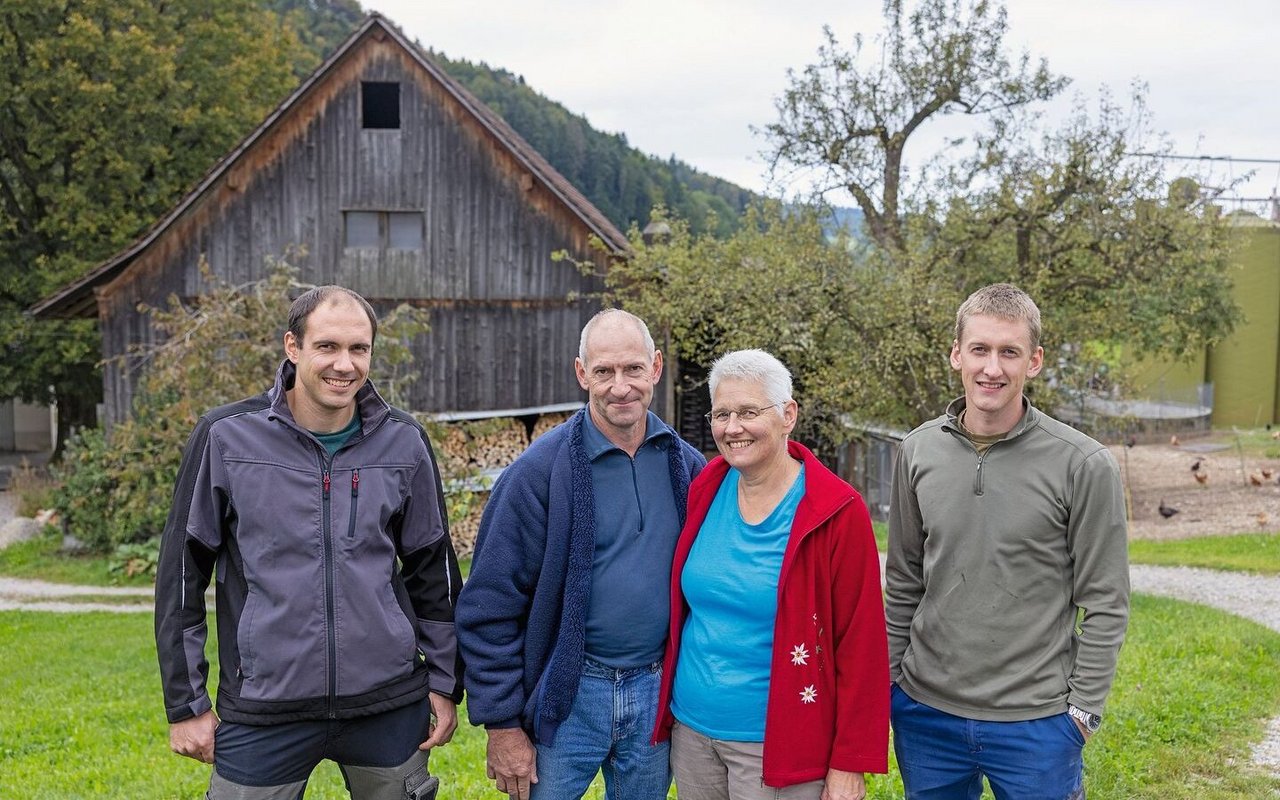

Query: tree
<box><xmin>592</xmin><ymin>0</ymin><xmax>1238</xmax><ymax>440</ymax></box>
<box><xmin>765</xmin><ymin>0</ymin><xmax>1065</xmax><ymax>254</ymax></box>
<box><xmin>265</xmin><ymin>0</ymin><xmax>365</xmax><ymax>79</ymax></box>
<box><xmin>568</xmin><ymin>203</ymin><xmax>868</xmax><ymax>449</ymax></box>
<box><xmin>0</xmin><ymin>0</ymin><xmax>311</xmax><ymax>446</ymax></box>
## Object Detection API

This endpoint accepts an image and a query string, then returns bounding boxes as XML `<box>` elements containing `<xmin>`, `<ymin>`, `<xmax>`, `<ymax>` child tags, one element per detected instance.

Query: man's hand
<box><xmin>821</xmin><ymin>768</ymin><xmax>867</xmax><ymax>800</ymax></box>
<box><xmin>485</xmin><ymin>727</ymin><xmax>538</xmax><ymax>800</ymax></box>
<box><xmin>169</xmin><ymin>710</ymin><xmax>218</xmax><ymax>764</ymax></box>
<box><xmin>1071</xmin><ymin>716</ymin><xmax>1094</xmax><ymax>743</ymax></box>
<box><xmin>419</xmin><ymin>693</ymin><xmax>458</xmax><ymax>750</ymax></box>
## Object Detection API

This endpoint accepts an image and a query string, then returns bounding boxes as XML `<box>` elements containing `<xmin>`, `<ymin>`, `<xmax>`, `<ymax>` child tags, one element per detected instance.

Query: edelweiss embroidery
<box><xmin>790</xmin><ymin>644</ymin><xmax>809</xmax><ymax>666</ymax></box>
<box><xmin>800</xmin><ymin>685</ymin><xmax>817</xmax><ymax>704</ymax></box>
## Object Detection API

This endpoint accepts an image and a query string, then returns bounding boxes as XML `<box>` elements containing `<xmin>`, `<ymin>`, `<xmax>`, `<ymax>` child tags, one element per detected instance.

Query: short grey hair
<box><xmin>578</xmin><ymin>308</ymin><xmax>656</xmax><ymax>362</ymax></box>
<box><xmin>708</xmin><ymin>349</ymin><xmax>793</xmax><ymax>408</ymax></box>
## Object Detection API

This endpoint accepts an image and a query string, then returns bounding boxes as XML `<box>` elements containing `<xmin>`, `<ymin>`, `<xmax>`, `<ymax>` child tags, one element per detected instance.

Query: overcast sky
<box><xmin>365</xmin><ymin>0</ymin><xmax>1280</xmax><ymax>211</ymax></box>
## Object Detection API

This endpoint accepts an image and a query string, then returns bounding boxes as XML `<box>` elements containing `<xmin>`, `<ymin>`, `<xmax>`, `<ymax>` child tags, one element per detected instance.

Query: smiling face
<box><xmin>949</xmin><ymin>313</ymin><xmax>1044</xmax><ymax>436</ymax></box>
<box><xmin>575</xmin><ymin>315</ymin><xmax>663</xmax><ymax>451</ymax></box>
<box><xmin>709</xmin><ymin>376</ymin><xmax>797</xmax><ymax>476</ymax></box>
<box><xmin>284</xmin><ymin>297</ymin><xmax>373</xmax><ymax>432</ymax></box>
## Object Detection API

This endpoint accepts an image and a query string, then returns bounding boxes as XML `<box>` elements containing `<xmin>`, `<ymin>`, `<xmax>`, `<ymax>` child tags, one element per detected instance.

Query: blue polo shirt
<box><xmin>581</xmin><ymin>410</ymin><xmax>682</xmax><ymax>669</ymax></box>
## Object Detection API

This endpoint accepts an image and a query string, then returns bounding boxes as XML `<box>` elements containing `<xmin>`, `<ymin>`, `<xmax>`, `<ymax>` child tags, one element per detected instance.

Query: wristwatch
<box><xmin>1067</xmin><ymin>704</ymin><xmax>1102</xmax><ymax>734</ymax></box>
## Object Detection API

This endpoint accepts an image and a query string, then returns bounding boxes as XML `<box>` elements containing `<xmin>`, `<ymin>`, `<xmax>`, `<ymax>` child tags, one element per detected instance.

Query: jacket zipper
<box><xmin>974</xmin><ymin>454</ymin><xmax>985</xmax><ymax>496</ymax></box>
<box><xmin>319</xmin><ymin>454</ymin><xmax>338</xmax><ymax>718</ymax></box>
<box><xmin>348</xmin><ymin>469</ymin><xmax>360</xmax><ymax>538</ymax></box>
<box><xmin>628</xmin><ymin>457</ymin><xmax>645</xmax><ymax>533</ymax></box>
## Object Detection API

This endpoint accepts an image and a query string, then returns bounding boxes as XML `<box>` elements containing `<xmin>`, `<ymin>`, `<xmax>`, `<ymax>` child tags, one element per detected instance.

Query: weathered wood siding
<box><xmin>96</xmin><ymin>39</ymin><xmax>609</xmax><ymax>422</ymax></box>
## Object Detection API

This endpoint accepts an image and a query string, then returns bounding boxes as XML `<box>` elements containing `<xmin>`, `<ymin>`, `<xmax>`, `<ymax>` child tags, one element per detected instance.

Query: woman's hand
<box><xmin>821</xmin><ymin>768</ymin><xmax>866</xmax><ymax>800</ymax></box>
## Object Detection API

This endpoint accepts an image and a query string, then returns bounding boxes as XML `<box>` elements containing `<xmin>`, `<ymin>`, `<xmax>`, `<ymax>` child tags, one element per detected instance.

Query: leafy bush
<box><xmin>53</xmin><ymin>261</ymin><xmax>431</xmax><ymax>551</ymax></box>
<box><xmin>110</xmin><ymin>537</ymin><xmax>162</xmax><ymax>579</ymax></box>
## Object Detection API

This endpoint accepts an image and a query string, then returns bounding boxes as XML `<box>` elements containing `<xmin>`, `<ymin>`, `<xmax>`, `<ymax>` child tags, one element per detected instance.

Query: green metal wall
<box><xmin>1209</xmin><ymin>222</ymin><xmax>1280</xmax><ymax>427</ymax></box>
<box><xmin>1124</xmin><ymin>220</ymin><xmax>1280</xmax><ymax>428</ymax></box>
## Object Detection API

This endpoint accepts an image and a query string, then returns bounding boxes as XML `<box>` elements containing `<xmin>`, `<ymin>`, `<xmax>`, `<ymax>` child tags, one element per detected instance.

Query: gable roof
<box><xmin>30</xmin><ymin>13</ymin><xmax>629</xmax><ymax>319</ymax></box>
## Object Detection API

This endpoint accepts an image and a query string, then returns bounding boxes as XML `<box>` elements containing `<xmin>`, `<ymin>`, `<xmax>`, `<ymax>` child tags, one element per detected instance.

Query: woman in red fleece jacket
<box><xmin>652</xmin><ymin>350</ymin><xmax>888</xmax><ymax>800</ymax></box>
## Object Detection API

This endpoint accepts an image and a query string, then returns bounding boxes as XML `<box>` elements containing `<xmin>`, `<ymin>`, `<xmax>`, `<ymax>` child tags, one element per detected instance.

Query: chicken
<box><xmin>1258</xmin><ymin>512</ymin><xmax>1271</xmax><ymax>528</ymax></box>
<box><xmin>1158</xmin><ymin>500</ymin><xmax>1179</xmax><ymax>519</ymax></box>
<box><xmin>1170</xmin><ymin>434</ymin><xmax>1181</xmax><ymax>447</ymax></box>
<box><xmin>1262</xmin><ymin>468</ymin><xmax>1276</xmax><ymax>481</ymax></box>
<box><xmin>1194</xmin><ymin>470</ymin><xmax>1209</xmax><ymax>486</ymax></box>
<box><xmin>1190</xmin><ymin>458</ymin><xmax>1204</xmax><ymax>473</ymax></box>
<box><xmin>1249</xmin><ymin>471</ymin><xmax>1265</xmax><ymax>487</ymax></box>
<box><xmin>1272</xmin><ymin>430</ymin><xmax>1280</xmax><ymax>440</ymax></box>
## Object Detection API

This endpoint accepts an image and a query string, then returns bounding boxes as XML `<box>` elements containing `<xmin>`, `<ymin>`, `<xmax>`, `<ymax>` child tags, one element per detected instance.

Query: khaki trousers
<box><xmin>670</xmin><ymin>721</ymin><xmax>824</xmax><ymax>800</ymax></box>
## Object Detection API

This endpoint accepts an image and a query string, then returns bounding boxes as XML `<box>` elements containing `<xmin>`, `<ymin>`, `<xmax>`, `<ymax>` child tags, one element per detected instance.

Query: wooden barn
<box><xmin>31</xmin><ymin>14</ymin><xmax>631</xmax><ymax>425</ymax></box>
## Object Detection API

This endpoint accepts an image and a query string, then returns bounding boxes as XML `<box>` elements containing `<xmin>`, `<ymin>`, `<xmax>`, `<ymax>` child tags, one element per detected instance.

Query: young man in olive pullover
<box><xmin>885</xmin><ymin>283</ymin><xmax>1129</xmax><ymax>800</ymax></box>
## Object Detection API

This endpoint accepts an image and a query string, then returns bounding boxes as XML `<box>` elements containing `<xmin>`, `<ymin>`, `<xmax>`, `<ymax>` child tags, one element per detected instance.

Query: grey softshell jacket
<box><xmin>155</xmin><ymin>361</ymin><xmax>464</xmax><ymax>725</ymax></box>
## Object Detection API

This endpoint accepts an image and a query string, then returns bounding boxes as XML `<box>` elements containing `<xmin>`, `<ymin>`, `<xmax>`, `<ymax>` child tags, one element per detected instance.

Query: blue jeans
<box><xmin>531</xmin><ymin>658</ymin><xmax>670</xmax><ymax>800</ymax></box>
<box><xmin>890</xmin><ymin>684</ymin><xmax>1086</xmax><ymax>800</ymax></box>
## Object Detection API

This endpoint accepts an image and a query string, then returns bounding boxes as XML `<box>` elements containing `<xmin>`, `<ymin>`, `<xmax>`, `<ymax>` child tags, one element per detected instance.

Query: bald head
<box><xmin>578</xmin><ymin>309</ymin><xmax>655</xmax><ymax>363</ymax></box>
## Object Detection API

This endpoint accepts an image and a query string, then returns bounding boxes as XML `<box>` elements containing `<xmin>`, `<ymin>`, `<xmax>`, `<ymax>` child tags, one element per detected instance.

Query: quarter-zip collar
<box><xmin>940</xmin><ymin>395</ymin><xmax>1043</xmax><ymax>496</ymax></box>
<box><xmin>941</xmin><ymin>395</ymin><xmax>1041</xmax><ymax>441</ymax></box>
<box><xmin>580</xmin><ymin>408</ymin><xmax>671</xmax><ymax>461</ymax></box>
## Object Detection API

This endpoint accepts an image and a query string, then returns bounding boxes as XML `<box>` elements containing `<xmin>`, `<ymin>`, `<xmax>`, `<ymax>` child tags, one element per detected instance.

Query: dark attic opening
<box><xmin>362</xmin><ymin>81</ymin><xmax>400</xmax><ymax>129</ymax></box>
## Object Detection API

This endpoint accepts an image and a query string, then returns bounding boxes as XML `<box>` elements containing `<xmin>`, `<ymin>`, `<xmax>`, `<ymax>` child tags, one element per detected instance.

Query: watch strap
<box><xmin>1067</xmin><ymin>704</ymin><xmax>1102</xmax><ymax>733</ymax></box>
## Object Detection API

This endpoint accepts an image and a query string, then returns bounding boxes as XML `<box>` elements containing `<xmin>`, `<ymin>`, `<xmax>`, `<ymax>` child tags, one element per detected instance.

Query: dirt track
<box><xmin>1116</xmin><ymin>438</ymin><xmax>1280</xmax><ymax>540</ymax></box>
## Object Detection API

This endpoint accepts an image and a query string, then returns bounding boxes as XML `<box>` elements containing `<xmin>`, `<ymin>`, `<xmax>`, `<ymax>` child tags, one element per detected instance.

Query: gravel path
<box><xmin>1130</xmin><ymin>564</ymin><xmax>1280</xmax><ymax>633</ymax></box>
<box><xmin>1130</xmin><ymin>564</ymin><xmax>1280</xmax><ymax>776</ymax></box>
<box><xmin>0</xmin><ymin>576</ymin><xmax>153</xmax><ymax>613</ymax></box>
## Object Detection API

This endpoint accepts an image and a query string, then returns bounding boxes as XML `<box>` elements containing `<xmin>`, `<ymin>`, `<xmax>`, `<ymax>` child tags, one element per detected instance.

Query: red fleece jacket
<box><xmin>652</xmin><ymin>440</ymin><xmax>889</xmax><ymax>786</ymax></box>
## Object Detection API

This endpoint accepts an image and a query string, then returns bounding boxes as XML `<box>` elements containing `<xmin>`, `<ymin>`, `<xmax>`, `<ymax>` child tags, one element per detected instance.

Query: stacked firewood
<box><xmin>448</xmin><ymin>491</ymin><xmax>489</xmax><ymax>560</ymax></box>
<box><xmin>427</xmin><ymin>417</ymin><xmax>526</xmax><ymax>473</ymax></box>
<box><xmin>463</xmin><ymin>418</ymin><xmax>528</xmax><ymax>471</ymax></box>
<box><xmin>428</xmin><ymin>423</ymin><xmax>471</xmax><ymax>476</ymax></box>
<box><xmin>424</xmin><ymin>410</ymin><xmax>579</xmax><ymax>557</ymax></box>
<box><xmin>530</xmin><ymin>411</ymin><xmax>573</xmax><ymax>441</ymax></box>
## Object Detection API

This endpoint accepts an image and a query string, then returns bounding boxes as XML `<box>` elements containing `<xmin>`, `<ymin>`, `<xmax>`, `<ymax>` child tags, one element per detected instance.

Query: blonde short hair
<box><xmin>954</xmin><ymin>283</ymin><xmax>1041</xmax><ymax>350</ymax></box>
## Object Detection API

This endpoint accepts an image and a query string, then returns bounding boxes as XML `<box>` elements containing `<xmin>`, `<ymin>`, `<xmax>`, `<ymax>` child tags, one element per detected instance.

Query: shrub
<box><xmin>109</xmin><ymin>537</ymin><xmax>162</xmax><ymax>579</ymax></box>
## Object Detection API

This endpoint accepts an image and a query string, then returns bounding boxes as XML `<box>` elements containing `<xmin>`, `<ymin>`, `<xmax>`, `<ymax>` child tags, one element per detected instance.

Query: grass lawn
<box><xmin>1</xmin><ymin>594</ymin><xmax>1277</xmax><ymax>798</ymax></box>
<box><xmin>4</xmin><ymin>526</ymin><xmax>1280</xmax><ymax>796</ymax></box>
<box><xmin>1130</xmin><ymin>533</ymin><xmax>1280</xmax><ymax>575</ymax></box>
<box><xmin>0</xmin><ymin>530</ymin><xmax>152</xmax><ymax>588</ymax></box>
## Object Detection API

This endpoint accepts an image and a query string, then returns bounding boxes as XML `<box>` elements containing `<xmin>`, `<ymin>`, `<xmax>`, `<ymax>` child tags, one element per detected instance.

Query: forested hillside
<box><xmin>265</xmin><ymin>0</ymin><xmax>754</xmax><ymax>234</ymax></box>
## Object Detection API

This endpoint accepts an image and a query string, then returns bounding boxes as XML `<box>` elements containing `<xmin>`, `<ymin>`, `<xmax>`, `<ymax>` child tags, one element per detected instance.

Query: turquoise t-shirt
<box><xmin>671</xmin><ymin>464</ymin><xmax>805</xmax><ymax>741</ymax></box>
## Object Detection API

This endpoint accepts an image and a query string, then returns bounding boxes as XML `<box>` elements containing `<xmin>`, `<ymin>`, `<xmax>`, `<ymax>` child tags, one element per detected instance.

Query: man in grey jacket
<box><xmin>886</xmin><ymin>283</ymin><xmax>1129</xmax><ymax>800</ymax></box>
<box><xmin>155</xmin><ymin>286</ymin><xmax>462</xmax><ymax>799</ymax></box>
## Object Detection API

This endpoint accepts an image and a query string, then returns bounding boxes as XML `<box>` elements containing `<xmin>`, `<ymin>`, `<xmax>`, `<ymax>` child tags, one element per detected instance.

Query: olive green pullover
<box><xmin>886</xmin><ymin>398</ymin><xmax>1129</xmax><ymax>721</ymax></box>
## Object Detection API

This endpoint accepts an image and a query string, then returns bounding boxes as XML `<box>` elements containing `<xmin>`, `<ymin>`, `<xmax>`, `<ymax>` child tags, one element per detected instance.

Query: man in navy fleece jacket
<box><xmin>456</xmin><ymin>309</ymin><xmax>704</xmax><ymax>800</ymax></box>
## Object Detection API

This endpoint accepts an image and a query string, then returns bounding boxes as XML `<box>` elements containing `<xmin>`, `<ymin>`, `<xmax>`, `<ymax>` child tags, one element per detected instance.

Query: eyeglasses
<box><xmin>704</xmin><ymin>403</ymin><xmax>783</xmax><ymax>427</ymax></box>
